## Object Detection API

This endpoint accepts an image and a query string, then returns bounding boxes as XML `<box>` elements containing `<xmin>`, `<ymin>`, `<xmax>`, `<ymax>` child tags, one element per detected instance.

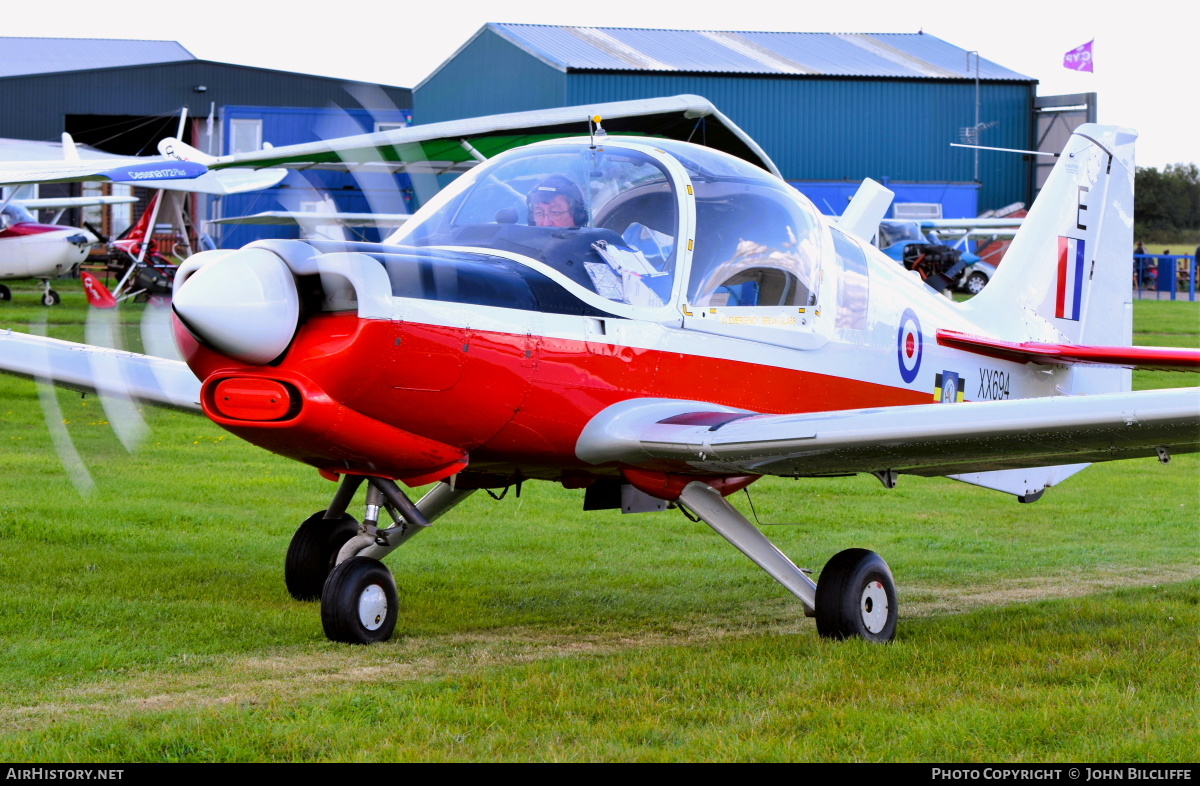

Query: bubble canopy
<box><xmin>389</xmin><ymin>142</ymin><xmax>679</xmax><ymax>309</ymax></box>
<box><xmin>388</xmin><ymin>138</ymin><xmax>824</xmax><ymax>312</ymax></box>
<box><xmin>652</xmin><ymin>138</ymin><xmax>825</xmax><ymax>310</ymax></box>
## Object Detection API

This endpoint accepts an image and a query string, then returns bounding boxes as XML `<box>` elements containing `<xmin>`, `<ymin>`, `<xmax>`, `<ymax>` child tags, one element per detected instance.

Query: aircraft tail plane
<box><xmin>962</xmin><ymin>124</ymin><xmax>1138</xmax><ymax>394</ymax></box>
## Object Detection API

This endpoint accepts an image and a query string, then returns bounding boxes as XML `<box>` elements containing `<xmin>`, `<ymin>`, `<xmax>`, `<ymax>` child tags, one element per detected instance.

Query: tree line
<box><xmin>1135</xmin><ymin>163</ymin><xmax>1199</xmax><ymax>243</ymax></box>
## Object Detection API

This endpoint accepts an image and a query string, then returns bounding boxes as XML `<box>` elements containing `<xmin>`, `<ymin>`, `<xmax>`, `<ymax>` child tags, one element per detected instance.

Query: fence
<box><xmin>1132</xmin><ymin>254</ymin><xmax>1198</xmax><ymax>301</ymax></box>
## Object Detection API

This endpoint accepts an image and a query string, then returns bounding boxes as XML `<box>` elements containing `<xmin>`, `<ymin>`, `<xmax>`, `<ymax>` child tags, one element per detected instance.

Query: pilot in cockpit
<box><xmin>527</xmin><ymin>176</ymin><xmax>587</xmax><ymax>228</ymax></box>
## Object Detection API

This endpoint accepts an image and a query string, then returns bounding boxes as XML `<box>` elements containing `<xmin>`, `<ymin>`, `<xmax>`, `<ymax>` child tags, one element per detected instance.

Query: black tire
<box><xmin>964</xmin><ymin>272</ymin><xmax>988</xmax><ymax>295</ymax></box>
<box><xmin>42</xmin><ymin>289</ymin><xmax>60</xmax><ymax>306</ymax></box>
<box><xmin>284</xmin><ymin>512</ymin><xmax>360</xmax><ymax>601</ymax></box>
<box><xmin>320</xmin><ymin>556</ymin><xmax>398</xmax><ymax>645</ymax></box>
<box><xmin>815</xmin><ymin>548</ymin><xmax>898</xmax><ymax>642</ymax></box>
<box><xmin>0</xmin><ymin>284</ymin><xmax>10</xmax><ymax>302</ymax></box>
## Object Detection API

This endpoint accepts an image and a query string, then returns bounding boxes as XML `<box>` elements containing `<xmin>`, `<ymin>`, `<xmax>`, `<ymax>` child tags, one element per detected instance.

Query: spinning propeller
<box><xmin>29</xmin><ymin>89</ymin><xmax>427</xmax><ymax>491</ymax></box>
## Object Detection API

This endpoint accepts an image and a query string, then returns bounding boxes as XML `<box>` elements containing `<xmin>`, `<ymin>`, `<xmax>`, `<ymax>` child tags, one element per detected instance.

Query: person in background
<box><xmin>1133</xmin><ymin>242</ymin><xmax>1148</xmax><ymax>289</ymax></box>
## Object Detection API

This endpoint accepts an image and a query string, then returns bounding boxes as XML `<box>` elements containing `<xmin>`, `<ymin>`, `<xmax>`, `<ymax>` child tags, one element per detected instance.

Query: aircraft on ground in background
<box><xmin>1</xmin><ymin>96</ymin><xmax>1197</xmax><ymax>646</ymax></box>
<box><xmin>876</xmin><ymin>216</ymin><xmax>1023</xmax><ymax>296</ymax></box>
<box><xmin>1</xmin><ymin>133</ymin><xmax>286</xmax><ymax>306</ymax></box>
<box><xmin>0</xmin><ymin>194</ymin><xmax>137</xmax><ymax>304</ymax></box>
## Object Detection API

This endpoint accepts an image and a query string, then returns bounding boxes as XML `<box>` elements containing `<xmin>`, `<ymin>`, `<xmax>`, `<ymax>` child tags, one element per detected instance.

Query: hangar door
<box><xmin>1033</xmin><ymin>93</ymin><xmax>1098</xmax><ymax>196</ymax></box>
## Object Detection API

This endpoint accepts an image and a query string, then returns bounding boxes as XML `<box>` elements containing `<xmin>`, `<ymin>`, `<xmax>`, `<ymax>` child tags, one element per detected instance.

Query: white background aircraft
<box><xmin>0</xmin><ymin>134</ymin><xmax>286</xmax><ymax>305</ymax></box>
<box><xmin>2</xmin><ymin>97</ymin><xmax>1196</xmax><ymax>646</ymax></box>
<box><xmin>0</xmin><ymin>194</ymin><xmax>136</xmax><ymax>304</ymax></box>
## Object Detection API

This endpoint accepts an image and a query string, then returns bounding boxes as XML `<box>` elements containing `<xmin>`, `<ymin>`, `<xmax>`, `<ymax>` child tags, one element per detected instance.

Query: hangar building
<box><xmin>0</xmin><ymin>37</ymin><xmax>412</xmax><ymax>246</ymax></box>
<box><xmin>414</xmin><ymin>24</ymin><xmax>1043</xmax><ymax>217</ymax></box>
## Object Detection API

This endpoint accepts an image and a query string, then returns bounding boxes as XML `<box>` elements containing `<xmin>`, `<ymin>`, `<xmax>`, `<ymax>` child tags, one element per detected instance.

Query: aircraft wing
<box><xmin>0</xmin><ymin>330</ymin><xmax>201</xmax><ymax>413</ymax></box>
<box><xmin>16</xmin><ymin>196</ymin><xmax>139</xmax><ymax>209</ymax></box>
<box><xmin>0</xmin><ymin>159</ymin><xmax>207</xmax><ymax>187</ymax></box>
<box><xmin>159</xmin><ymin>95</ymin><xmax>781</xmax><ymax>178</ymax></box>
<box><xmin>919</xmin><ymin>218</ymin><xmax>1024</xmax><ymax>231</ymax></box>
<box><xmin>576</xmin><ymin>388</ymin><xmax>1200</xmax><ymax>479</ymax></box>
<box><xmin>208</xmin><ymin>211</ymin><xmax>410</xmax><ymax>227</ymax></box>
<box><xmin>131</xmin><ymin>167</ymin><xmax>288</xmax><ymax>196</ymax></box>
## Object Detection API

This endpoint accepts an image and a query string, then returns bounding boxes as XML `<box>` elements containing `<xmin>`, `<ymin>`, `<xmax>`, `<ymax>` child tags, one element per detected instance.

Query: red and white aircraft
<box><xmin>0</xmin><ymin>196</ymin><xmax>135</xmax><ymax>305</ymax></box>
<box><xmin>2</xmin><ymin>98</ymin><xmax>1197</xmax><ymax>645</ymax></box>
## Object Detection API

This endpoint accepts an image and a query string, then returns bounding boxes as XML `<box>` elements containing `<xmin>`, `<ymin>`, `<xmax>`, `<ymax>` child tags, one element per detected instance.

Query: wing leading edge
<box><xmin>576</xmin><ymin>389</ymin><xmax>1200</xmax><ymax>480</ymax></box>
<box><xmin>158</xmin><ymin>95</ymin><xmax>781</xmax><ymax>178</ymax></box>
<box><xmin>0</xmin><ymin>330</ymin><xmax>201</xmax><ymax>413</ymax></box>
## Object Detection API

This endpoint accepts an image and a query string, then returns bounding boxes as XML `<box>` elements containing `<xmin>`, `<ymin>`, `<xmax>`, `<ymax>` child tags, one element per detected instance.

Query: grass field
<box><xmin>0</xmin><ymin>278</ymin><xmax>1197</xmax><ymax>762</ymax></box>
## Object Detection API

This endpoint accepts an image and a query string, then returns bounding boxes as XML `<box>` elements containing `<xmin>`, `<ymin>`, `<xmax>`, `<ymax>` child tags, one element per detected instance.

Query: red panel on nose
<box><xmin>212</xmin><ymin>378</ymin><xmax>295</xmax><ymax>421</ymax></box>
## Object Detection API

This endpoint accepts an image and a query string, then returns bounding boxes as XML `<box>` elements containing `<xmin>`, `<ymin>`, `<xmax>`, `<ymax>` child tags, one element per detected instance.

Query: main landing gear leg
<box><xmin>676</xmin><ymin>481</ymin><xmax>898</xmax><ymax>643</ymax></box>
<box><xmin>677</xmin><ymin>482</ymin><xmax>817</xmax><ymax>615</ymax></box>
<box><xmin>320</xmin><ymin>478</ymin><xmax>476</xmax><ymax>645</ymax></box>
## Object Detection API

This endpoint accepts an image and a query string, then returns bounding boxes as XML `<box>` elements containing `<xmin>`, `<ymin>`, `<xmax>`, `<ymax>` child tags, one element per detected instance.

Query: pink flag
<box><xmin>1063</xmin><ymin>40</ymin><xmax>1094</xmax><ymax>72</ymax></box>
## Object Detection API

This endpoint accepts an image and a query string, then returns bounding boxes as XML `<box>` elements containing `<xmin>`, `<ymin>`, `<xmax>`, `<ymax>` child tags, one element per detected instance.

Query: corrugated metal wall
<box><xmin>0</xmin><ymin>62</ymin><xmax>411</xmax><ymax>142</ymax></box>
<box><xmin>566</xmin><ymin>74</ymin><xmax>1033</xmax><ymax>211</ymax></box>
<box><xmin>417</xmin><ymin>29</ymin><xmax>566</xmax><ymax>123</ymax></box>
<box><xmin>414</xmin><ymin>31</ymin><xmax>1034</xmax><ymax>211</ymax></box>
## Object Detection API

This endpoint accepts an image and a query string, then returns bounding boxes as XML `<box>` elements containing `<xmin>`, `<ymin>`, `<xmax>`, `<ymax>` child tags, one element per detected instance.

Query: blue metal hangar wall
<box><xmin>414</xmin><ymin>24</ymin><xmax>1038</xmax><ymax>216</ymax></box>
<box><xmin>0</xmin><ymin>37</ymin><xmax>412</xmax><ymax>247</ymax></box>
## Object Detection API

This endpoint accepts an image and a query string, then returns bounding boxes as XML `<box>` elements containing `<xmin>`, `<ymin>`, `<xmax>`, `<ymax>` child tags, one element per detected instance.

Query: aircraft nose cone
<box><xmin>173</xmin><ymin>248</ymin><xmax>300</xmax><ymax>365</ymax></box>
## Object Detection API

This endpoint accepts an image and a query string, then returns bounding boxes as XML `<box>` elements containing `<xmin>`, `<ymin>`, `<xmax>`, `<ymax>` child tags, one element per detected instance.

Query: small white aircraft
<box><xmin>0</xmin><ymin>195</ymin><xmax>135</xmax><ymax>304</ymax></box>
<box><xmin>0</xmin><ymin>133</ymin><xmax>286</xmax><ymax>305</ymax></box>
<box><xmin>1</xmin><ymin>97</ymin><xmax>1196</xmax><ymax>646</ymax></box>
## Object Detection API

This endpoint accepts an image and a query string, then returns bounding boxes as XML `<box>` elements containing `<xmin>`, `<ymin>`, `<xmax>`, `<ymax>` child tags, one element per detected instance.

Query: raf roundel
<box><xmin>896</xmin><ymin>308</ymin><xmax>923</xmax><ymax>384</ymax></box>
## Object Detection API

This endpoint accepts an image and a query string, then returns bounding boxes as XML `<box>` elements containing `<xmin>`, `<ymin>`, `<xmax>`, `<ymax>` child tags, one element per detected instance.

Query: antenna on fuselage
<box><xmin>589</xmin><ymin>115</ymin><xmax>607</xmax><ymax>149</ymax></box>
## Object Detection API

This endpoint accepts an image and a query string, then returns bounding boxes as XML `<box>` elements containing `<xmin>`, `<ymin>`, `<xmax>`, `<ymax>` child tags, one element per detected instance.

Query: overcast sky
<box><xmin>11</xmin><ymin>0</ymin><xmax>1196</xmax><ymax>169</ymax></box>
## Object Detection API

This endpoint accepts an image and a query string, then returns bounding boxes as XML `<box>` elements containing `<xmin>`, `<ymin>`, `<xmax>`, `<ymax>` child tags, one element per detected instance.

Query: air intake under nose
<box><xmin>172</xmin><ymin>248</ymin><xmax>300</xmax><ymax>365</ymax></box>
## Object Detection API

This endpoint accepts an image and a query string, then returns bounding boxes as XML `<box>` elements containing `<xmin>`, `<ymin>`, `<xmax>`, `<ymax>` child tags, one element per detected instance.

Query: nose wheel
<box><xmin>38</xmin><ymin>279</ymin><xmax>60</xmax><ymax>306</ymax></box>
<box><xmin>294</xmin><ymin>475</ymin><xmax>477</xmax><ymax>644</ymax></box>
<box><xmin>284</xmin><ymin>511</ymin><xmax>361</xmax><ymax>601</ymax></box>
<box><xmin>320</xmin><ymin>556</ymin><xmax>399</xmax><ymax>644</ymax></box>
<box><xmin>815</xmin><ymin>548</ymin><xmax>898</xmax><ymax>642</ymax></box>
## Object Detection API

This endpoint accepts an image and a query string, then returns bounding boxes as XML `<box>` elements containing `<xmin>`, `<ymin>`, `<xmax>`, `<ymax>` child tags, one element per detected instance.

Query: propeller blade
<box><xmin>139</xmin><ymin>299</ymin><xmax>182</xmax><ymax>362</ymax></box>
<box><xmin>29</xmin><ymin>317</ymin><xmax>95</xmax><ymax>495</ymax></box>
<box><xmin>84</xmin><ymin>307</ymin><xmax>149</xmax><ymax>452</ymax></box>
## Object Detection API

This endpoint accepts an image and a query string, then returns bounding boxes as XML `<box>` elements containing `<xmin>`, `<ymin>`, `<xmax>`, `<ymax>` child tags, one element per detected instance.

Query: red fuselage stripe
<box><xmin>189</xmin><ymin>313</ymin><xmax>930</xmax><ymax>480</ymax></box>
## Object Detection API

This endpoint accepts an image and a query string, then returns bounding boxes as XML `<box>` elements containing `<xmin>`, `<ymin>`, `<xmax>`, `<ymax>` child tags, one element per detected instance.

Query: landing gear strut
<box><xmin>39</xmin><ymin>279</ymin><xmax>59</xmax><ymax>307</ymax></box>
<box><xmin>677</xmin><ymin>481</ymin><xmax>899</xmax><ymax>643</ymax></box>
<box><xmin>289</xmin><ymin>475</ymin><xmax>475</xmax><ymax>644</ymax></box>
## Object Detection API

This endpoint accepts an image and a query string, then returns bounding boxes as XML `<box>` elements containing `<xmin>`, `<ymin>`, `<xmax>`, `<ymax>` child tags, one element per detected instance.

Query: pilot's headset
<box><xmin>526</xmin><ymin>176</ymin><xmax>588</xmax><ymax>227</ymax></box>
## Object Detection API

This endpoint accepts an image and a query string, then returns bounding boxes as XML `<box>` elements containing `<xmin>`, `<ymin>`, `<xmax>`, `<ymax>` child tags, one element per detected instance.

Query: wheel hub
<box><xmin>357</xmin><ymin>584</ymin><xmax>389</xmax><ymax>631</ymax></box>
<box><xmin>860</xmin><ymin>580</ymin><xmax>890</xmax><ymax>633</ymax></box>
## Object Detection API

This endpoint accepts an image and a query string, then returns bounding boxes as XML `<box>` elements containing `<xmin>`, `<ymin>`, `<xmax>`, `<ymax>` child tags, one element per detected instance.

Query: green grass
<box><xmin>0</xmin><ymin>280</ymin><xmax>1197</xmax><ymax>761</ymax></box>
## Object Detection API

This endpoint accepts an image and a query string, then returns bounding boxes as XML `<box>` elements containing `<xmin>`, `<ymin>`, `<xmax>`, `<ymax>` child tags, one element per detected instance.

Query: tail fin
<box><xmin>61</xmin><ymin>132</ymin><xmax>80</xmax><ymax>161</ymax></box>
<box><xmin>157</xmin><ymin>137</ymin><xmax>217</xmax><ymax>166</ymax></box>
<box><xmin>117</xmin><ymin>191</ymin><xmax>161</xmax><ymax>245</ymax></box>
<box><xmin>964</xmin><ymin>124</ymin><xmax>1137</xmax><ymax>393</ymax></box>
<box><xmin>81</xmin><ymin>272</ymin><xmax>117</xmax><ymax>309</ymax></box>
